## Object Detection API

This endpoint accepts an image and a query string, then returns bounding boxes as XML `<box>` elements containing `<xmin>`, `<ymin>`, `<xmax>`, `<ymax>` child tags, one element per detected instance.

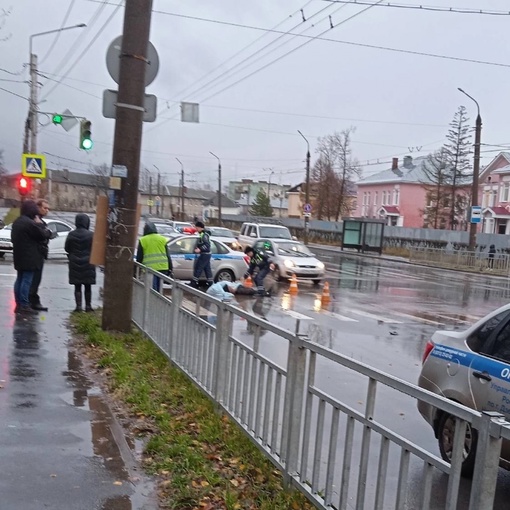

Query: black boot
<box><xmin>74</xmin><ymin>290</ymin><xmax>82</xmax><ymax>312</ymax></box>
<box><xmin>84</xmin><ymin>286</ymin><xmax>93</xmax><ymax>312</ymax></box>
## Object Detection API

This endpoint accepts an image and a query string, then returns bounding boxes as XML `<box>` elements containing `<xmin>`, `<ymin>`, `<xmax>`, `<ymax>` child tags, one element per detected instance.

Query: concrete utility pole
<box><xmin>148</xmin><ymin>175</ymin><xmax>153</xmax><ymax>215</ymax></box>
<box><xmin>176</xmin><ymin>158</ymin><xmax>184</xmax><ymax>220</ymax></box>
<box><xmin>298</xmin><ymin>130</ymin><xmax>311</xmax><ymax>245</ymax></box>
<box><xmin>156</xmin><ymin>168</ymin><xmax>161</xmax><ymax>216</ymax></box>
<box><xmin>458</xmin><ymin>88</ymin><xmax>482</xmax><ymax>251</ymax></box>
<box><xmin>102</xmin><ymin>0</ymin><xmax>153</xmax><ymax>332</ymax></box>
<box><xmin>210</xmin><ymin>152</ymin><xmax>222</xmax><ymax>224</ymax></box>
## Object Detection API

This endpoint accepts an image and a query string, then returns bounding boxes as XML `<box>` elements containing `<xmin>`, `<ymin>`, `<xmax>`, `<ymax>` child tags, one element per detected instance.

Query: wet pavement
<box><xmin>0</xmin><ymin>259</ymin><xmax>156</xmax><ymax>510</ymax></box>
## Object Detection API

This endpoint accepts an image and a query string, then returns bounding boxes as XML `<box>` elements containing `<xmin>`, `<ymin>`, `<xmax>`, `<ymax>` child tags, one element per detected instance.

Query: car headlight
<box><xmin>283</xmin><ymin>259</ymin><xmax>295</xmax><ymax>269</ymax></box>
<box><xmin>317</xmin><ymin>261</ymin><xmax>325</xmax><ymax>270</ymax></box>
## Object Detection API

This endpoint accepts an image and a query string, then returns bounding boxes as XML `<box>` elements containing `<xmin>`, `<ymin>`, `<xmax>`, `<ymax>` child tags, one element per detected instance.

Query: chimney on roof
<box><xmin>392</xmin><ymin>158</ymin><xmax>398</xmax><ymax>170</ymax></box>
<box><xmin>403</xmin><ymin>155</ymin><xmax>413</xmax><ymax>169</ymax></box>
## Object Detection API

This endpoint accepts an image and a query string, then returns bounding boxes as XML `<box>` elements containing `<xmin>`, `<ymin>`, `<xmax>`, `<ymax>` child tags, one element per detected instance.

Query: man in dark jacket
<box><xmin>190</xmin><ymin>221</ymin><xmax>213</xmax><ymax>288</ymax></box>
<box><xmin>243</xmin><ymin>246</ymin><xmax>275</xmax><ymax>296</ymax></box>
<box><xmin>29</xmin><ymin>198</ymin><xmax>50</xmax><ymax>310</ymax></box>
<box><xmin>136</xmin><ymin>221</ymin><xmax>173</xmax><ymax>291</ymax></box>
<box><xmin>65</xmin><ymin>214</ymin><xmax>96</xmax><ymax>312</ymax></box>
<box><xmin>11</xmin><ymin>200</ymin><xmax>53</xmax><ymax>314</ymax></box>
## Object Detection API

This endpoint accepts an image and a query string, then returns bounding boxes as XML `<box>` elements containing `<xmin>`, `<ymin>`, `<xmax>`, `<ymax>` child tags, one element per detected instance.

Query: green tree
<box><xmin>249</xmin><ymin>188</ymin><xmax>273</xmax><ymax>217</ymax></box>
<box><xmin>421</xmin><ymin>149</ymin><xmax>450</xmax><ymax>229</ymax></box>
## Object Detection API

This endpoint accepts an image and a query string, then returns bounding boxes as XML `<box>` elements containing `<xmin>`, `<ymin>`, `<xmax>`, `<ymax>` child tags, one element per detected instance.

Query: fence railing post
<box><xmin>142</xmin><ymin>268</ymin><xmax>151</xmax><ymax>331</ymax></box>
<box><xmin>468</xmin><ymin>411</ymin><xmax>507</xmax><ymax>510</ymax></box>
<box><xmin>281</xmin><ymin>335</ymin><xmax>307</xmax><ymax>481</ymax></box>
<box><xmin>169</xmin><ymin>283</ymin><xmax>183</xmax><ymax>360</ymax></box>
<box><xmin>212</xmin><ymin>304</ymin><xmax>232</xmax><ymax>404</ymax></box>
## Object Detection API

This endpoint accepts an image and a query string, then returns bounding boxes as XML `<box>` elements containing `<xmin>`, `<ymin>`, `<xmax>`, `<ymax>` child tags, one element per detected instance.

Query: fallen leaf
<box><xmin>230</xmin><ymin>479</ymin><xmax>239</xmax><ymax>487</ymax></box>
<box><xmin>113</xmin><ymin>481</ymin><xmax>123</xmax><ymax>486</ymax></box>
<box><xmin>200</xmin><ymin>480</ymin><xmax>210</xmax><ymax>487</ymax></box>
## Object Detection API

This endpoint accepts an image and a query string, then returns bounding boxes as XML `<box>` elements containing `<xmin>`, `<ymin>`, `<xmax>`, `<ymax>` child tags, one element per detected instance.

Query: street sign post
<box><xmin>471</xmin><ymin>205</ymin><xmax>482</xmax><ymax>223</ymax></box>
<box><xmin>304</xmin><ymin>203</ymin><xmax>312</xmax><ymax>214</ymax></box>
<box><xmin>22</xmin><ymin>153</ymin><xmax>46</xmax><ymax>178</ymax></box>
<box><xmin>102</xmin><ymin>89</ymin><xmax>157</xmax><ymax>122</ymax></box>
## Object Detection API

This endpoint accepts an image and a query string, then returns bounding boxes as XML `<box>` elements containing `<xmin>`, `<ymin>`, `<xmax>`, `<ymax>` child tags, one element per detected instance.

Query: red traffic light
<box><xmin>18</xmin><ymin>176</ymin><xmax>30</xmax><ymax>196</ymax></box>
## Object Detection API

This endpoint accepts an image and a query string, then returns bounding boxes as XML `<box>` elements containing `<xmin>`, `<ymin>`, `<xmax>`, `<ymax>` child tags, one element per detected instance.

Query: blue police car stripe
<box><xmin>431</xmin><ymin>344</ymin><xmax>510</xmax><ymax>383</ymax></box>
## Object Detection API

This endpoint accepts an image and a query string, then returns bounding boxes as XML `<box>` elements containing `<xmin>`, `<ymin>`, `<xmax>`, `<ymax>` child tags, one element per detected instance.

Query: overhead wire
<box><xmin>0</xmin><ymin>86</ymin><xmax>28</xmax><ymax>101</ymax></box>
<box><xmin>38</xmin><ymin>0</ymin><xmax>77</xmax><ymax>65</ymax></box>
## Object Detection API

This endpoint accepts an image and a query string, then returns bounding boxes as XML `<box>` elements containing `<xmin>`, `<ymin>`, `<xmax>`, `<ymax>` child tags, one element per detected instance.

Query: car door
<box><xmin>168</xmin><ymin>237</ymin><xmax>196</xmax><ymax>279</ymax></box>
<box><xmin>51</xmin><ymin>221</ymin><xmax>73</xmax><ymax>255</ymax></box>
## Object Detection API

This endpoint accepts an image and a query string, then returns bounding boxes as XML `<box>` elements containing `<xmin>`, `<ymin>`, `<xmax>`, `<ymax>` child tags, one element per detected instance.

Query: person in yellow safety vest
<box><xmin>136</xmin><ymin>222</ymin><xmax>173</xmax><ymax>291</ymax></box>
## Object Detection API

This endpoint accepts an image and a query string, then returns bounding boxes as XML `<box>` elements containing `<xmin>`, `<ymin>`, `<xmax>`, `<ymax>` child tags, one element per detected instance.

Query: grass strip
<box><xmin>71</xmin><ymin>312</ymin><xmax>314</xmax><ymax>510</ymax></box>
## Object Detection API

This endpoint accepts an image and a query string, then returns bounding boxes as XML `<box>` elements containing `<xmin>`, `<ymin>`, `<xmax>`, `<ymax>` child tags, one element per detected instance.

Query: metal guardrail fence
<box><xmin>409</xmin><ymin>247</ymin><xmax>510</xmax><ymax>275</ymax></box>
<box><xmin>132</xmin><ymin>263</ymin><xmax>510</xmax><ymax>509</ymax></box>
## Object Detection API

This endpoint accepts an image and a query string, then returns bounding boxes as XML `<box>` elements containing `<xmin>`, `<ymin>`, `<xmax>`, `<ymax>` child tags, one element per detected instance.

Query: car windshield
<box><xmin>209</xmin><ymin>228</ymin><xmax>234</xmax><ymax>238</ymax></box>
<box><xmin>259</xmin><ymin>226</ymin><xmax>291</xmax><ymax>239</ymax></box>
<box><xmin>277</xmin><ymin>242</ymin><xmax>312</xmax><ymax>257</ymax></box>
<box><xmin>155</xmin><ymin>225</ymin><xmax>177</xmax><ymax>236</ymax></box>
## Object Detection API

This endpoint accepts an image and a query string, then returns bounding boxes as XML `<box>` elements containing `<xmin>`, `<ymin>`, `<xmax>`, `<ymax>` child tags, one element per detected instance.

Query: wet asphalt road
<box><xmin>0</xmin><ymin>259</ymin><xmax>156</xmax><ymax>510</ymax></box>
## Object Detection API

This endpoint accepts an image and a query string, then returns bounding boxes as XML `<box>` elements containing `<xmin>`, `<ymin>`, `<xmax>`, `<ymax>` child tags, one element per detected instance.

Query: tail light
<box><xmin>243</xmin><ymin>255</ymin><xmax>250</xmax><ymax>266</ymax></box>
<box><xmin>422</xmin><ymin>340</ymin><xmax>435</xmax><ymax>364</ymax></box>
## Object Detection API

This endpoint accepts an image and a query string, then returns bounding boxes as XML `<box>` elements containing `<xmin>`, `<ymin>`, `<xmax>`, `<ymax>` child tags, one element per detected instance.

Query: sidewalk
<box><xmin>0</xmin><ymin>260</ymin><xmax>157</xmax><ymax>510</ymax></box>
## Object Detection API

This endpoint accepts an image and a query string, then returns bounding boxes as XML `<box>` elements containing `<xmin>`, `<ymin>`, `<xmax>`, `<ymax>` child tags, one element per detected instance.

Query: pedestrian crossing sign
<box><xmin>22</xmin><ymin>153</ymin><xmax>46</xmax><ymax>179</ymax></box>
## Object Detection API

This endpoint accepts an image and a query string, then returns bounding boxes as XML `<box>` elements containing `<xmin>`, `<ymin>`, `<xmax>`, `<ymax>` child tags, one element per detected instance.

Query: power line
<box><xmin>321</xmin><ymin>1</ymin><xmax>510</xmax><ymax>16</ymax></box>
<box><xmin>0</xmin><ymin>86</ymin><xmax>28</xmax><ymax>101</ymax></box>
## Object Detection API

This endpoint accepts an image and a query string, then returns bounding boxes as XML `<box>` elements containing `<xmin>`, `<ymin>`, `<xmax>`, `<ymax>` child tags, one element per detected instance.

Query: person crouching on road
<box><xmin>65</xmin><ymin>214</ymin><xmax>96</xmax><ymax>312</ymax></box>
<box><xmin>206</xmin><ymin>281</ymin><xmax>256</xmax><ymax>301</ymax></box>
<box><xmin>11</xmin><ymin>200</ymin><xmax>54</xmax><ymax>315</ymax></box>
<box><xmin>243</xmin><ymin>246</ymin><xmax>275</xmax><ymax>297</ymax></box>
<box><xmin>190</xmin><ymin>221</ymin><xmax>213</xmax><ymax>288</ymax></box>
<box><xmin>136</xmin><ymin>221</ymin><xmax>173</xmax><ymax>291</ymax></box>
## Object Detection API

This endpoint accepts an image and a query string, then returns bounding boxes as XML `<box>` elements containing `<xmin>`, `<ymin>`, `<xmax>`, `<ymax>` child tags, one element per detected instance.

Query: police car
<box><xmin>167</xmin><ymin>235</ymin><xmax>249</xmax><ymax>282</ymax></box>
<box><xmin>418</xmin><ymin>303</ymin><xmax>510</xmax><ymax>475</ymax></box>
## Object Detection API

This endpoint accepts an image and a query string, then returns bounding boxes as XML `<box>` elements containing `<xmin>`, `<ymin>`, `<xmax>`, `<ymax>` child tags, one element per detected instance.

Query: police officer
<box><xmin>136</xmin><ymin>222</ymin><xmax>173</xmax><ymax>290</ymax></box>
<box><xmin>191</xmin><ymin>221</ymin><xmax>213</xmax><ymax>288</ymax></box>
<box><xmin>243</xmin><ymin>245</ymin><xmax>275</xmax><ymax>296</ymax></box>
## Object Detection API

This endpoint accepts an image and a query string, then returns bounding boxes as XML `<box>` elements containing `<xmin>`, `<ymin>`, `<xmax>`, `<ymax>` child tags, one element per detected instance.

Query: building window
<box><xmin>373</xmin><ymin>191</ymin><xmax>378</xmax><ymax>207</ymax></box>
<box><xmin>501</xmin><ymin>183</ymin><xmax>510</xmax><ymax>203</ymax></box>
<box><xmin>367</xmin><ymin>192</ymin><xmax>371</xmax><ymax>206</ymax></box>
<box><xmin>489</xmin><ymin>190</ymin><xmax>497</xmax><ymax>207</ymax></box>
<box><xmin>382</xmin><ymin>191</ymin><xmax>386</xmax><ymax>205</ymax></box>
<box><xmin>393</xmin><ymin>189</ymin><xmax>400</xmax><ymax>205</ymax></box>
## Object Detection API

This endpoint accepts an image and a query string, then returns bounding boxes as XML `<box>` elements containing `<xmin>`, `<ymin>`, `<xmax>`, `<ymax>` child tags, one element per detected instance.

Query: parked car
<box><xmin>252</xmin><ymin>238</ymin><xmax>325</xmax><ymax>283</ymax></box>
<box><xmin>167</xmin><ymin>235</ymin><xmax>249</xmax><ymax>282</ymax></box>
<box><xmin>207</xmin><ymin>227</ymin><xmax>242</xmax><ymax>251</ymax></box>
<box><xmin>418</xmin><ymin>303</ymin><xmax>510</xmax><ymax>476</ymax></box>
<box><xmin>152</xmin><ymin>222</ymin><xmax>179</xmax><ymax>239</ymax></box>
<box><xmin>238</xmin><ymin>222</ymin><xmax>293</xmax><ymax>249</ymax></box>
<box><xmin>171</xmin><ymin>221</ymin><xmax>196</xmax><ymax>235</ymax></box>
<box><xmin>0</xmin><ymin>218</ymin><xmax>74</xmax><ymax>258</ymax></box>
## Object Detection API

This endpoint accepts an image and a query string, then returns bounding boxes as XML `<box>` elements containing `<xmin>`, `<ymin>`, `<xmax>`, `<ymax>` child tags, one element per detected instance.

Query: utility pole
<box><xmin>298</xmin><ymin>130</ymin><xmax>311</xmax><ymax>245</ymax></box>
<box><xmin>156</xmin><ymin>170</ymin><xmax>161</xmax><ymax>216</ymax></box>
<box><xmin>458</xmin><ymin>88</ymin><xmax>482</xmax><ymax>251</ymax></box>
<box><xmin>176</xmin><ymin>158</ymin><xmax>184</xmax><ymax>220</ymax></box>
<box><xmin>148</xmin><ymin>175</ymin><xmax>152</xmax><ymax>215</ymax></box>
<box><xmin>102</xmin><ymin>0</ymin><xmax>153</xmax><ymax>332</ymax></box>
<box><xmin>29</xmin><ymin>53</ymin><xmax>38</xmax><ymax>153</ymax></box>
<box><xmin>210</xmin><ymin>152</ymin><xmax>222</xmax><ymax>224</ymax></box>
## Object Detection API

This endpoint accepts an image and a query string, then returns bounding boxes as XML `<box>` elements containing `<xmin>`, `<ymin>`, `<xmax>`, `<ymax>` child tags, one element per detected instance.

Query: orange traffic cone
<box><xmin>321</xmin><ymin>281</ymin><xmax>331</xmax><ymax>306</ymax></box>
<box><xmin>289</xmin><ymin>274</ymin><xmax>298</xmax><ymax>295</ymax></box>
<box><xmin>244</xmin><ymin>275</ymin><xmax>253</xmax><ymax>288</ymax></box>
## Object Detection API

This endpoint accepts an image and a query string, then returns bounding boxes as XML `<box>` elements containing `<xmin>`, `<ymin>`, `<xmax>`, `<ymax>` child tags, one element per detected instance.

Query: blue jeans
<box><xmin>14</xmin><ymin>270</ymin><xmax>35</xmax><ymax>306</ymax></box>
<box><xmin>254</xmin><ymin>267</ymin><xmax>270</xmax><ymax>295</ymax></box>
<box><xmin>192</xmin><ymin>254</ymin><xmax>213</xmax><ymax>285</ymax></box>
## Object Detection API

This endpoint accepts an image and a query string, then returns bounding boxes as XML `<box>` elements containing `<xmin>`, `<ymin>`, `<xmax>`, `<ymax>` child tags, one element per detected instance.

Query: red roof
<box><xmin>486</xmin><ymin>206</ymin><xmax>510</xmax><ymax>217</ymax></box>
<box><xmin>381</xmin><ymin>206</ymin><xmax>400</xmax><ymax>215</ymax></box>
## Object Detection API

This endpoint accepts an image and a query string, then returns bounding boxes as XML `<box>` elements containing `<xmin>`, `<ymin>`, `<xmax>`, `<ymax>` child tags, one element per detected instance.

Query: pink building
<box><xmin>355</xmin><ymin>156</ymin><xmax>430</xmax><ymax>227</ymax></box>
<box><xmin>480</xmin><ymin>152</ymin><xmax>510</xmax><ymax>234</ymax></box>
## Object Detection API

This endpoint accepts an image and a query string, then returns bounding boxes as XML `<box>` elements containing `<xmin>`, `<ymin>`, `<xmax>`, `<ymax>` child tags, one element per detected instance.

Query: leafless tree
<box><xmin>88</xmin><ymin>163</ymin><xmax>109</xmax><ymax>199</ymax></box>
<box><xmin>421</xmin><ymin>150</ymin><xmax>451</xmax><ymax>229</ymax></box>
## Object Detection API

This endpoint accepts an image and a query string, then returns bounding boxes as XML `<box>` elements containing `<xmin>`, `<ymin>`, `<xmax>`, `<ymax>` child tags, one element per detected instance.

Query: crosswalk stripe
<box><xmin>320</xmin><ymin>310</ymin><xmax>358</xmax><ymax>322</ymax></box>
<box><xmin>393</xmin><ymin>311</ymin><xmax>443</xmax><ymax>325</ymax></box>
<box><xmin>349</xmin><ymin>309</ymin><xmax>403</xmax><ymax>324</ymax></box>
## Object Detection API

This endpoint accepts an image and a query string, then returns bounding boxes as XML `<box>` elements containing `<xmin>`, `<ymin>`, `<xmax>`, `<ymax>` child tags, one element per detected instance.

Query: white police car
<box><xmin>418</xmin><ymin>303</ymin><xmax>510</xmax><ymax>475</ymax></box>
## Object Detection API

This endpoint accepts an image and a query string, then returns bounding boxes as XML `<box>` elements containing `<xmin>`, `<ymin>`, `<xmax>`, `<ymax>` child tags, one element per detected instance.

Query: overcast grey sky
<box><xmin>0</xmin><ymin>0</ymin><xmax>509</xmax><ymax>188</ymax></box>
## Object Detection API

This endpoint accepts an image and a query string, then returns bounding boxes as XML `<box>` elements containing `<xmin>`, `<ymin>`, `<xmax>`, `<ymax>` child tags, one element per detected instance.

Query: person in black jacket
<box><xmin>243</xmin><ymin>246</ymin><xmax>275</xmax><ymax>296</ymax></box>
<box><xmin>190</xmin><ymin>221</ymin><xmax>213</xmax><ymax>288</ymax></box>
<box><xmin>29</xmin><ymin>198</ymin><xmax>50</xmax><ymax>311</ymax></box>
<box><xmin>65</xmin><ymin>214</ymin><xmax>96</xmax><ymax>312</ymax></box>
<box><xmin>11</xmin><ymin>200</ymin><xmax>53</xmax><ymax>315</ymax></box>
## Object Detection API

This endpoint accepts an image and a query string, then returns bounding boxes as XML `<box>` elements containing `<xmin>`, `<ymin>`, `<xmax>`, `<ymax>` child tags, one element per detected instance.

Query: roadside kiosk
<box><xmin>341</xmin><ymin>218</ymin><xmax>385</xmax><ymax>255</ymax></box>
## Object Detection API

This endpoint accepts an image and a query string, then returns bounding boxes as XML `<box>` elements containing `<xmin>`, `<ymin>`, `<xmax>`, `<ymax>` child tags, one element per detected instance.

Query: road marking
<box><xmin>320</xmin><ymin>310</ymin><xmax>358</xmax><ymax>322</ymax></box>
<box><xmin>393</xmin><ymin>311</ymin><xmax>443</xmax><ymax>325</ymax></box>
<box><xmin>281</xmin><ymin>309</ymin><xmax>313</xmax><ymax>320</ymax></box>
<box><xmin>349</xmin><ymin>309</ymin><xmax>403</xmax><ymax>324</ymax></box>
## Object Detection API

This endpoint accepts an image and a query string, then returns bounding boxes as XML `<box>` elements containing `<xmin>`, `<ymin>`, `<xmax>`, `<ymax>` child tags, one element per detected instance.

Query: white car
<box><xmin>251</xmin><ymin>238</ymin><xmax>325</xmax><ymax>284</ymax></box>
<box><xmin>207</xmin><ymin>227</ymin><xmax>242</xmax><ymax>251</ymax></box>
<box><xmin>0</xmin><ymin>219</ymin><xmax>74</xmax><ymax>258</ymax></box>
<box><xmin>238</xmin><ymin>222</ymin><xmax>293</xmax><ymax>249</ymax></box>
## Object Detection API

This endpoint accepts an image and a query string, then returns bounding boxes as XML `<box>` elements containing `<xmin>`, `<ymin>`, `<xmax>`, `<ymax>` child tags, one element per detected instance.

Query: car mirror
<box><xmin>292</xmin><ymin>236</ymin><xmax>297</xmax><ymax>241</ymax></box>
<box><xmin>250</xmin><ymin>233</ymin><xmax>256</xmax><ymax>237</ymax></box>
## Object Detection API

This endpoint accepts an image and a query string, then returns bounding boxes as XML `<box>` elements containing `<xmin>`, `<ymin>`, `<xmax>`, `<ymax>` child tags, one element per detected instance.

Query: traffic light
<box><xmin>18</xmin><ymin>176</ymin><xmax>30</xmax><ymax>196</ymax></box>
<box><xmin>79</xmin><ymin>119</ymin><xmax>93</xmax><ymax>150</ymax></box>
<box><xmin>52</xmin><ymin>114</ymin><xmax>63</xmax><ymax>125</ymax></box>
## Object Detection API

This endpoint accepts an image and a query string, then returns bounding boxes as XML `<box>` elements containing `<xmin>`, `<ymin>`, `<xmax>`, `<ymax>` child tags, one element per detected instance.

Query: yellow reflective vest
<box><xmin>139</xmin><ymin>234</ymin><xmax>169</xmax><ymax>271</ymax></box>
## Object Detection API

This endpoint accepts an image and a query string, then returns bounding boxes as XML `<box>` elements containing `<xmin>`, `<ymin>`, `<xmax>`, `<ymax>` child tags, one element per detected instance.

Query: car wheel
<box><xmin>215</xmin><ymin>269</ymin><xmax>235</xmax><ymax>283</ymax></box>
<box><xmin>0</xmin><ymin>252</ymin><xmax>4</xmax><ymax>258</ymax></box>
<box><xmin>437</xmin><ymin>412</ymin><xmax>477</xmax><ymax>477</ymax></box>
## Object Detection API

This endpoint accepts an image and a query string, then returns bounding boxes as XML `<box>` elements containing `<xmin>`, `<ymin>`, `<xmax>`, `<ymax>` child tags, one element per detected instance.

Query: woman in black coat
<box><xmin>65</xmin><ymin>214</ymin><xmax>96</xmax><ymax>312</ymax></box>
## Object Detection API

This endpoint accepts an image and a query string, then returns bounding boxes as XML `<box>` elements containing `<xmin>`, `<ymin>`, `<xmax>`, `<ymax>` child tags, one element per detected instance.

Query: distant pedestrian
<box><xmin>11</xmin><ymin>200</ymin><xmax>53</xmax><ymax>315</ymax></box>
<box><xmin>488</xmin><ymin>244</ymin><xmax>496</xmax><ymax>270</ymax></box>
<box><xmin>65</xmin><ymin>214</ymin><xmax>96</xmax><ymax>312</ymax></box>
<box><xmin>243</xmin><ymin>246</ymin><xmax>275</xmax><ymax>296</ymax></box>
<box><xmin>190</xmin><ymin>221</ymin><xmax>213</xmax><ymax>288</ymax></box>
<box><xmin>29</xmin><ymin>198</ymin><xmax>51</xmax><ymax>311</ymax></box>
<box><xmin>136</xmin><ymin>221</ymin><xmax>173</xmax><ymax>291</ymax></box>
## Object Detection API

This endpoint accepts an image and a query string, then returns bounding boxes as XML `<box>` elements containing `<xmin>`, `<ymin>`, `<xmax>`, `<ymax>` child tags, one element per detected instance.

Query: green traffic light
<box><xmin>81</xmin><ymin>139</ymin><xmax>93</xmax><ymax>150</ymax></box>
<box><xmin>52</xmin><ymin>114</ymin><xmax>63</xmax><ymax>125</ymax></box>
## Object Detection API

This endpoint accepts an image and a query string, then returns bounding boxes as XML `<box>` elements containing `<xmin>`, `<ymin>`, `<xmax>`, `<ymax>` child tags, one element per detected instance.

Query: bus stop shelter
<box><xmin>342</xmin><ymin>218</ymin><xmax>385</xmax><ymax>254</ymax></box>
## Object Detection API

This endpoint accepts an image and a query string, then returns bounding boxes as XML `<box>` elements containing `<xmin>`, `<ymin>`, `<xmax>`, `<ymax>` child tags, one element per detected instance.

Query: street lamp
<box><xmin>297</xmin><ymin>130</ymin><xmax>311</xmax><ymax>245</ymax></box>
<box><xmin>458</xmin><ymin>87</ymin><xmax>482</xmax><ymax>251</ymax></box>
<box><xmin>210</xmin><ymin>152</ymin><xmax>222</xmax><ymax>224</ymax></box>
<box><xmin>27</xmin><ymin>24</ymin><xmax>86</xmax><ymax>154</ymax></box>
<box><xmin>266</xmin><ymin>168</ymin><xmax>275</xmax><ymax>197</ymax></box>
<box><xmin>176</xmin><ymin>158</ymin><xmax>185</xmax><ymax>220</ymax></box>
